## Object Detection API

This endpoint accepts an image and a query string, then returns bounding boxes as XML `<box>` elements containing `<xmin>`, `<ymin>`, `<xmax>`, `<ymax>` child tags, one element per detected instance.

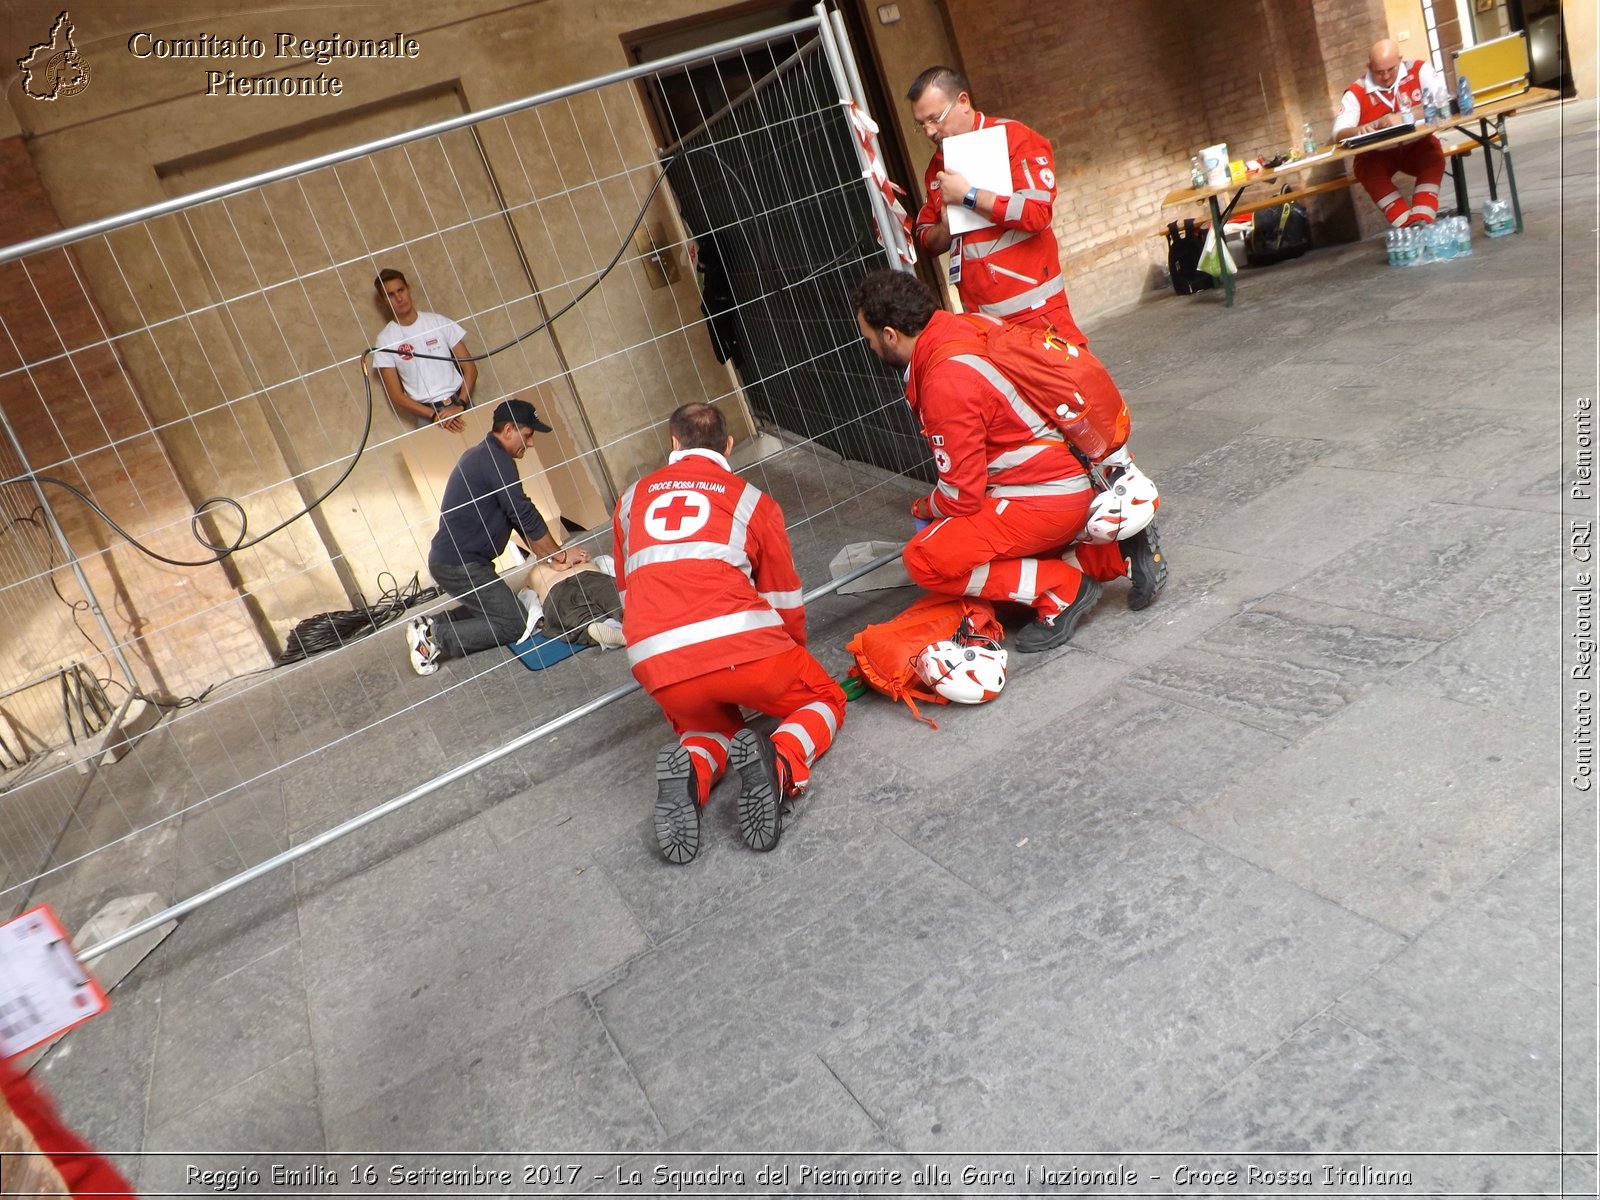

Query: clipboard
<box><xmin>0</xmin><ymin>905</ymin><xmax>109</xmax><ymax>1058</ymax></box>
<box><xmin>942</xmin><ymin>125</ymin><xmax>1010</xmax><ymax>235</ymax></box>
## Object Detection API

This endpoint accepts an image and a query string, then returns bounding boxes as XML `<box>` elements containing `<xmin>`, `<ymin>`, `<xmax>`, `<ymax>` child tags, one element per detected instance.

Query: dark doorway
<box><xmin>623</xmin><ymin>5</ymin><xmax>932</xmax><ymax>480</ymax></box>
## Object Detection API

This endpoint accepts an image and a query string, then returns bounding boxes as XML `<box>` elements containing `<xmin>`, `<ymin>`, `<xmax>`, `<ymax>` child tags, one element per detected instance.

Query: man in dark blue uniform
<box><xmin>406</xmin><ymin>398</ymin><xmax>586</xmax><ymax>674</ymax></box>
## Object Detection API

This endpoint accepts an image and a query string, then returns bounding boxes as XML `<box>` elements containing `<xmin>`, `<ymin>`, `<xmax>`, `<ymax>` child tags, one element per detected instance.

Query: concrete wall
<box><xmin>1564</xmin><ymin>1</ymin><xmax>1597</xmax><ymax>98</ymax></box>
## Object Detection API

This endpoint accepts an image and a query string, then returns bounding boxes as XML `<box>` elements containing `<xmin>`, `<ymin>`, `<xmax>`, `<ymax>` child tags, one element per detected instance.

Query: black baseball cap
<box><xmin>492</xmin><ymin>398</ymin><xmax>552</xmax><ymax>433</ymax></box>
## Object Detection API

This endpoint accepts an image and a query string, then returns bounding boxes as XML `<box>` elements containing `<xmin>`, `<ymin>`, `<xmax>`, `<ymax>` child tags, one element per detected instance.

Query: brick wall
<box><xmin>943</xmin><ymin>0</ymin><xmax>1391</xmax><ymax>320</ymax></box>
<box><xmin>0</xmin><ymin>137</ymin><xmax>271</xmax><ymax>709</ymax></box>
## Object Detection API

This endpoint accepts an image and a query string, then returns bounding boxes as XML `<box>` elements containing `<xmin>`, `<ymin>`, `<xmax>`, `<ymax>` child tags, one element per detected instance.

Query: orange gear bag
<box><xmin>844</xmin><ymin>592</ymin><xmax>1003</xmax><ymax>727</ymax></box>
<box><xmin>927</xmin><ymin>316</ymin><xmax>1131</xmax><ymax>462</ymax></box>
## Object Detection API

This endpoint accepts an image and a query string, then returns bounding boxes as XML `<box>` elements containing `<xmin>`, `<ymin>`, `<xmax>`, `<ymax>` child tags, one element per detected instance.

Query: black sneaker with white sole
<box><xmin>1126</xmin><ymin>524</ymin><xmax>1167</xmax><ymax>611</ymax></box>
<box><xmin>653</xmin><ymin>743</ymin><xmax>701</xmax><ymax>864</ymax></box>
<box><xmin>728</xmin><ymin>728</ymin><xmax>784</xmax><ymax>852</ymax></box>
<box><xmin>1015</xmin><ymin>576</ymin><xmax>1103</xmax><ymax>654</ymax></box>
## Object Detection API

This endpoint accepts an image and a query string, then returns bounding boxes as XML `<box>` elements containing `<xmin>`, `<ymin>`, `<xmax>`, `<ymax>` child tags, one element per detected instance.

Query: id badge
<box><xmin>948</xmin><ymin>236</ymin><xmax>963</xmax><ymax>286</ymax></box>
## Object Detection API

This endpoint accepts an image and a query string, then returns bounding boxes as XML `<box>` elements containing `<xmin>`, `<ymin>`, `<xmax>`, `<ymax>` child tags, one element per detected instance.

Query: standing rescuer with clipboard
<box><xmin>907</xmin><ymin>66</ymin><xmax>1087</xmax><ymax>347</ymax></box>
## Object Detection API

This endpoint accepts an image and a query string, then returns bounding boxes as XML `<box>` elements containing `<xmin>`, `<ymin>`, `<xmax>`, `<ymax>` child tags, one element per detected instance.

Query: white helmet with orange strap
<box><xmin>1082</xmin><ymin>447</ymin><xmax>1160</xmax><ymax>544</ymax></box>
<box><xmin>913</xmin><ymin>620</ymin><xmax>1007</xmax><ymax>705</ymax></box>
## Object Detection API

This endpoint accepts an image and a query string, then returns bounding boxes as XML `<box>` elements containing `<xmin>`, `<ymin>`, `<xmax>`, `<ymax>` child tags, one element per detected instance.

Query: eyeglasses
<box><xmin>916</xmin><ymin>99</ymin><xmax>955</xmax><ymax>130</ymax></box>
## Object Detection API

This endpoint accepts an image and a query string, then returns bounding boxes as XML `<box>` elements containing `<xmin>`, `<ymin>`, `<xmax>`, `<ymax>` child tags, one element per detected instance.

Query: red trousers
<box><xmin>1353</xmin><ymin>135</ymin><xmax>1446</xmax><ymax>226</ymax></box>
<box><xmin>903</xmin><ymin>495</ymin><xmax>1128</xmax><ymax>613</ymax></box>
<box><xmin>649</xmin><ymin>643</ymin><xmax>846</xmax><ymax>801</ymax></box>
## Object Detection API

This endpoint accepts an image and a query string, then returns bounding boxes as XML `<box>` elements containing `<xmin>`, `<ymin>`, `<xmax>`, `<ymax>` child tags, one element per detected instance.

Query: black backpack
<box><xmin>1247</xmin><ymin>191</ymin><xmax>1312</xmax><ymax>266</ymax></box>
<box><xmin>1165</xmin><ymin>218</ymin><xmax>1215</xmax><ymax>294</ymax></box>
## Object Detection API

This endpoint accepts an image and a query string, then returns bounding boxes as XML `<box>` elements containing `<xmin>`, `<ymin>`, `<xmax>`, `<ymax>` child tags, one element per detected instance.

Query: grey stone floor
<box><xmin>24</xmin><ymin>100</ymin><xmax>1598</xmax><ymax>1197</ymax></box>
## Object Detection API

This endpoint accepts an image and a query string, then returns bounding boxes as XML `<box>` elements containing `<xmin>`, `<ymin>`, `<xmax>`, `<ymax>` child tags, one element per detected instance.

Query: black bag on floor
<box><xmin>1247</xmin><ymin>191</ymin><xmax>1312</xmax><ymax>266</ymax></box>
<box><xmin>1165</xmin><ymin>218</ymin><xmax>1215</xmax><ymax>294</ymax></box>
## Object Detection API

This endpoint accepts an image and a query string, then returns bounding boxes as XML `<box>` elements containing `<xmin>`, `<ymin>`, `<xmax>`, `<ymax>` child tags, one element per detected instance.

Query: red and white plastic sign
<box><xmin>0</xmin><ymin>905</ymin><xmax>108</xmax><ymax>1059</ymax></box>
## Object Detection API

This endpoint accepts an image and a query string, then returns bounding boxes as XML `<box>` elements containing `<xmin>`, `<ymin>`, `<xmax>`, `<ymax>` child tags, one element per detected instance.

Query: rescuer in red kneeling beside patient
<box><xmin>612</xmin><ymin>403</ymin><xmax>846</xmax><ymax>865</ymax></box>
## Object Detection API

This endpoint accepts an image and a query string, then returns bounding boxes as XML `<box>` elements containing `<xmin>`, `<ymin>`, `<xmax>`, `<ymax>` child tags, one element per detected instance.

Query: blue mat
<box><xmin>509</xmin><ymin>630</ymin><xmax>592</xmax><ymax>670</ymax></box>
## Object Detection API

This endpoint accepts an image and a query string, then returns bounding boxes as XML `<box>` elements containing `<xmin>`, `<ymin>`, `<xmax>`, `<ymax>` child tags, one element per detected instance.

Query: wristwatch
<box><xmin>963</xmin><ymin>187</ymin><xmax>979</xmax><ymax>210</ymax></box>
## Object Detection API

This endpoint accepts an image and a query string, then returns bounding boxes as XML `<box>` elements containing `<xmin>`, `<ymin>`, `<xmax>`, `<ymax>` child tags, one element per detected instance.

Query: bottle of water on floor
<box><xmin>1457</xmin><ymin>214</ymin><xmax>1473</xmax><ymax>256</ymax></box>
<box><xmin>1483</xmin><ymin>198</ymin><xmax>1514</xmax><ymax>238</ymax></box>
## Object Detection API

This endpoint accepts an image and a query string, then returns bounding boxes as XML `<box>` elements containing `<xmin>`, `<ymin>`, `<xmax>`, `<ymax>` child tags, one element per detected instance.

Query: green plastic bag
<box><xmin>1198</xmin><ymin>226</ymin><xmax>1237</xmax><ymax>279</ymax></box>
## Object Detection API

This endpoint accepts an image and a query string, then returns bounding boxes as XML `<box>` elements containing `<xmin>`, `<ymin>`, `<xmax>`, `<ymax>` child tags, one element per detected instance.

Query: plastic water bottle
<box><xmin>1458</xmin><ymin>75</ymin><xmax>1474</xmax><ymax>116</ymax></box>
<box><xmin>1385</xmin><ymin>229</ymin><xmax>1398</xmax><ymax>266</ymax></box>
<box><xmin>1457</xmin><ymin>215</ymin><xmax>1473</xmax><ymax>256</ymax></box>
<box><xmin>1190</xmin><ymin>156</ymin><xmax>1205</xmax><ymax>189</ymax></box>
<box><xmin>1423</xmin><ymin>94</ymin><xmax>1438</xmax><ymax>125</ymax></box>
<box><xmin>1302</xmin><ymin>122</ymin><xmax>1317</xmax><ymax>156</ymax></box>
<box><xmin>1055</xmin><ymin>392</ymin><xmax>1107</xmax><ymax>460</ymax></box>
<box><xmin>1400</xmin><ymin>94</ymin><xmax>1414</xmax><ymax>125</ymax></box>
<box><xmin>1483</xmin><ymin>198</ymin><xmax>1513</xmax><ymax>238</ymax></box>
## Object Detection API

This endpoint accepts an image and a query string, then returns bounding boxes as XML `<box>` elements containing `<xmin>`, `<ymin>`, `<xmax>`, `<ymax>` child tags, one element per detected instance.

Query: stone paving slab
<box><xmin>1176</xmin><ymin>687</ymin><xmax>1555</xmax><ymax>936</ymax></box>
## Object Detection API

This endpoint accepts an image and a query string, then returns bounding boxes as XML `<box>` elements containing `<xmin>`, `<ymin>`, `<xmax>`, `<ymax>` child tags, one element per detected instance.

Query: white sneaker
<box><xmin>586</xmin><ymin>620</ymin><xmax>626</xmax><ymax>650</ymax></box>
<box><xmin>406</xmin><ymin>616</ymin><xmax>442</xmax><ymax>675</ymax></box>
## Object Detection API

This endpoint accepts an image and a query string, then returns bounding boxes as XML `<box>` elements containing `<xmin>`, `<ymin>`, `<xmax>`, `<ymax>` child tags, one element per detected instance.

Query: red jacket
<box><xmin>906</xmin><ymin>310</ymin><xmax>1092</xmax><ymax>520</ymax></box>
<box><xmin>1343</xmin><ymin>59</ymin><xmax>1428</xmax><ymax>126</ymax></box>
<box><xmin>1</xmin><ymin>1057</ymin><xmax>137</xmax><ymax>1198</ymax></box>
<box><xmin>613</xmin><ymin>449</ymin><xmax>805</xmax><ymax>691</ymax></box>
<box><xmin>915</xmin><ymin>112</ymin><xmax>1084</xmax><ymax>343</ymax></box>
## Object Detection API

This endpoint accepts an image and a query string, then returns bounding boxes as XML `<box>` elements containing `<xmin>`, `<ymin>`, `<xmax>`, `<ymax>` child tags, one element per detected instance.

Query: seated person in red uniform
<box><xmin>613</xmin><ymin>403</ymin><xmax>846</xmax><ymax>865</ymax></box>
<box><xmin>906</xmin><ymin>65</ymin><xmax>1086</xmax><ymax>345</ymax></box>
<box><xmin>852</xmin><ymin>269</ymin><xmax>1165</xmax><ymax>653</ymax></box>
<box><xmin>1332</xmin><ymin>38</ymin><xmax>1451</xmax><ymax>228</ymax></box>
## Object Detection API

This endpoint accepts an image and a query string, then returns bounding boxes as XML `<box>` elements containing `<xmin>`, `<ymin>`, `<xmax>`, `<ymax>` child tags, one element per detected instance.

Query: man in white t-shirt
<box><xmin>372</xmin><ymin>268</ymin><xmax>477</xmax><ymax>431</ymax></box>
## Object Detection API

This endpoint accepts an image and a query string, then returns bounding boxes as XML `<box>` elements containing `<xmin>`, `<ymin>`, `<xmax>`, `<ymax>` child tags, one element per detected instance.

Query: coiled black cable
<box><xmin>275</xmin><ymin>572</ymin><xmax>443</xmax><ymax>665</ymax></box>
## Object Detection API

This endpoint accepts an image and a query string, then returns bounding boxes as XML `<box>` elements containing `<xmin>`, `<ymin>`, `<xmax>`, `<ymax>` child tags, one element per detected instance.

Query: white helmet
<box><xmin>1083</xmin><ymin>449</ymin><xmax>1160</xmax><ymax>544</ymax></box>
<box><xmin>914</xmin><ymin>634</ymin><xmax>1008</xmax><ymax>704</ymax></box>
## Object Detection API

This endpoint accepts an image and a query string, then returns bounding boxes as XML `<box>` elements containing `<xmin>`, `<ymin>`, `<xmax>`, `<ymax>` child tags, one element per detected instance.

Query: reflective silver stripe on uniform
<box><xmin>937</xmin><ymin>479</ymin><xmax>960</xmax><ymax>499</ymax></box>
<box><xmin>951</xmin><ymin>353</ymin><xmax>1051</xmax><ymax>439</ymax></box>
<box><xmin>978</xmin><ymin>274</ymin><xmax>1067</xmax><ymax>317</ymax></box>
<box><xmin>759</xmin><ymin>588</ymin><xmax>803</xmax><ymax>610</ymax></box>
<box><xmin>989</xmin><ymin>443</ymin><xmax>1062</xmax><ymax>472</ymax></box>
<box><xmin>775</xmin><ymin>700</ymin><xmax>840</xmax><ymax>763</ymax></box>
<box><xmin>626</xmin><ymin>540</ymin><xmax>751</xmax><ymax>577</ymax></box>
<box><xmin>1005</xmin><ymin>194</ymin><xmax>1026</xmax><ymax>222</ymax></box>
<box><xmin>1012</xmin><ymin>558</ymin><xmax>1038</xmax><ymax>603</ymax></box>
<box><xmin>990</xmin><ymin>477</ymin><xmax>1092</xmax><ymax>498</ymax></box>
<box><xmin>686</xmin><ymin>744</ymin><xmax>721</xmax><ymax>776</ymax></box>
<box><xmin>617</xmin><ymin>481</ymin><xmax>639</xmax><ymax>563</ymax></box>
<box><xmin>729</xmin><ymin>481</ymin><xmax>761</xmax><ymax>550</ymax></box>
<box><xmin>627</xmin><ymin>609</ymin><xmax>783</xmax><ymax>665</ymax></box>
<box><xmin>964</xmin><ymin>561</ymin><xmax>990</xmax><ymax>597</ymax></box>
<box><xmin>1013</xmin><ymin>188</ymin><xmax>1051</xmax><ymax>202</ymax></box>
<box><xmin>965</xmin><ymin>227</ymin><xmax>1033</xmax><ymax>258</ymax></box>
<box><xmin>995</xmin><ymin>499</ymin><xmax>1010</xmax><ymax>514</ymax></box>
<box><xmin>988</xmin><ymin>263</ymin><xmax>1039</xmax><ymax>285</ymax></box>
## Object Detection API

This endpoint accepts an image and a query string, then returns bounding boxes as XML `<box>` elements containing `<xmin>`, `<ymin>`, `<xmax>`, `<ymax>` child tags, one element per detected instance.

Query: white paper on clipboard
<box><xmin>0</xmin><ymin>905</ymin><xmax>108</xmax><ymax>1059</ymax></box>
<box><xmin>942</xmin><ymin>125</ymin><xmax>1011</xmax><ymax>235</ymax></box>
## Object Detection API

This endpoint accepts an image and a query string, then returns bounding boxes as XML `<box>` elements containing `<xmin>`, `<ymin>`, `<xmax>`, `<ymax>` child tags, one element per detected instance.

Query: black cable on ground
<box><xmin>275</xmin><ymin>571</ymin><xmax>442</xmax><ymax>665</ymax></box>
